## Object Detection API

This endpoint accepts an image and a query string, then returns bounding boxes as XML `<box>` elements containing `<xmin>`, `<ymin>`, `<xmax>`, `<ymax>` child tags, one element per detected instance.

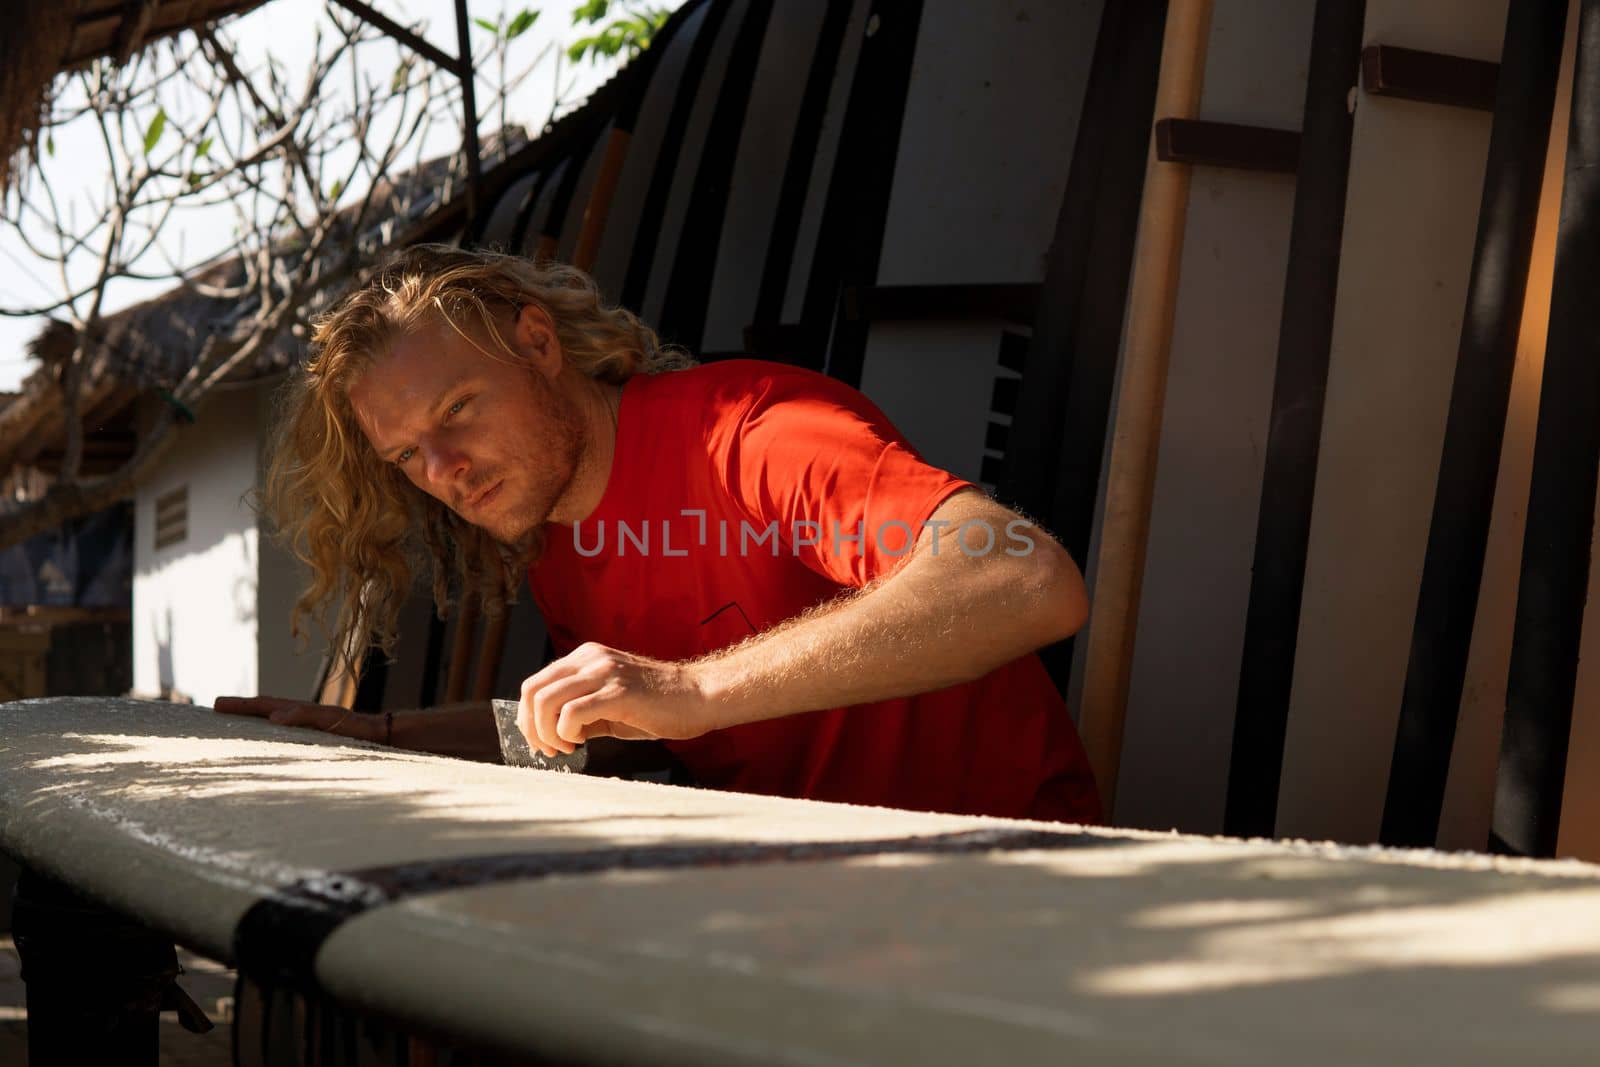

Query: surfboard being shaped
<box><xmin>3</xmin><ymin>697</ymin><xmax>1600</xmax><ymax>1065</ymax></box>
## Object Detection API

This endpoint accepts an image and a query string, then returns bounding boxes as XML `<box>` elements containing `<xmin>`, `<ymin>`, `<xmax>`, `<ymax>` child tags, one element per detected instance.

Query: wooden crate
<box><xmin>0</xmin><ymin>626</ymin><xmax>50</xmax><ymax>702</ymax></box>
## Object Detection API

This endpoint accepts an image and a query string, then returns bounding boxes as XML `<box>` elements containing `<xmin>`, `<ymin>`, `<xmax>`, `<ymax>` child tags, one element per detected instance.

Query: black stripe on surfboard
<box><xmin>1491</xmin><ymin>0</ymin><xmax>1600</xmax><ymax>859</ymax></box>
<box><xmin>751</xmin><ymin>0</ymin><xmax>855</xmax><ymax>332</ymax></box>
<box><xmin>1380</xmin><ymin>0</ymin><xmax>1566</xmax><ymax>849</ymax></box>
<box><xmin>232</xmin><ymin>827</ymin><xmax>1125</xmax><ymax>990</ymax></box>
<box><xmin>807</xmin><ymin>0</ymin><xmax>924</xmax><ymax>388</ymax></box>
<box><xmin>504</xmin><ymin>167</ymin><xmax>555</xmax><ymax>254</ymax></box>
<box><xmin>619</xmin><ymin>0</ymin><xmax>738</xmax><ymax>312</ymax></box>
<box><xmin>537</xmin><ymin>124</ymin><xmax>607</xmax><ymax>250</ymax></box>
<box><xmin>1223</xmin><ymin>0</ymin><xmax>1367</xmax><ymax>840</ymax></box>
<box><xmin>655</xmin><ymin>0</ymin><xmax>775</xmax><ymax>352</ymax></box>
<box><xmin>613</xmin><ymin>0</ymin><xmax>690</xmax><ymax>134</ymax></box>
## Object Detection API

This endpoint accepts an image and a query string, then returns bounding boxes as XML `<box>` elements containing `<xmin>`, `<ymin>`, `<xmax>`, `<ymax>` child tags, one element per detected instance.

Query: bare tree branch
<box><xmin>0</xmin><ymin>0</ymin><xmax>597</xmax><ymax>550</ymax></box>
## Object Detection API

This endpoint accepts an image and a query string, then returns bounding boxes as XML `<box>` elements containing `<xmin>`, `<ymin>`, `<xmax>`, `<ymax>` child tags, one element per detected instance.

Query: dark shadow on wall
<box><xmin>156</xmin><ymin>604</ymin><xmax>175</xmax><ymax>697</ymax></box>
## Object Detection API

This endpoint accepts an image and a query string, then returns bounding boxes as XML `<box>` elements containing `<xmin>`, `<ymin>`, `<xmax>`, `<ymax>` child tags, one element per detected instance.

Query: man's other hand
<box><xmin>214</xmin><ymin>696</ymin><xmax>386</xmax><ymax>743</ymax></box>
<box><xmin>518</xmin><ymin>643</ymin><xmax>715</xmax><ymax>758</ymax></box>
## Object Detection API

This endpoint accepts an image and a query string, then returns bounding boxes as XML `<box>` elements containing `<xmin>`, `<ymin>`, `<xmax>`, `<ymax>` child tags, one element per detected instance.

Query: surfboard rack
<box><xmin>11</xmin><ymin>868</ymin><xmax>213</xmax><ymax>1064</ymax></box>
<box><xmin>1360</xmin><ymin>44</ymin><xmax>1500</xmax><ymax>112</ymax></box>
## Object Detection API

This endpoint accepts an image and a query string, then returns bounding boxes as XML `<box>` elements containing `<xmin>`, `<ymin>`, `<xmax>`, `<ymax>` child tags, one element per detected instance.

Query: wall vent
<box><xmin>980</xmin><ymin>329</ymin><xmax>1029</xmax><ymax>490</ymax></box>
<box><xmin>154</xmin><ymin>486</ymin><xmax>188</xmax><ymax>550</ymax></box>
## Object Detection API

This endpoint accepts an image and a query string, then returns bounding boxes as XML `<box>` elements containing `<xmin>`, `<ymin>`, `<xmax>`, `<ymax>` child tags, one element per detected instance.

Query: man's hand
<box><xmin>214</xmin><ymin>696</ymin><xmax>386</xmax><ymax>743</ymax></box>
<box><xmin>518</xmin><ymin>642</ymin><xmax>715</xmax><ymax>757</ymax></box>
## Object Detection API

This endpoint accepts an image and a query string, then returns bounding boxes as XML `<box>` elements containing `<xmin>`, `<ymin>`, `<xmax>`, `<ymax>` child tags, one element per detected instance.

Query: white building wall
<box><xmin>133</xmin><ymin>388</ymin><xmax>262</xmax><ymax>707</ymax></box>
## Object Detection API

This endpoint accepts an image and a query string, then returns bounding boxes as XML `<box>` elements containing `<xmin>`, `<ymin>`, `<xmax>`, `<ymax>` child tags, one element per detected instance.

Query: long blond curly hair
<box><xmin>264</xmin><ymin>244</ymin><xmax>694</xmax><ymax>668</ymax></box>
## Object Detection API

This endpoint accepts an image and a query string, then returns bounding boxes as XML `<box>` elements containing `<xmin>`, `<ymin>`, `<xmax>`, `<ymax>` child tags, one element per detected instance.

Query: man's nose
<box><xmin>422</xmin><ymin>441</ymin><xmax>470</xmax><ymax>491</ymax></box>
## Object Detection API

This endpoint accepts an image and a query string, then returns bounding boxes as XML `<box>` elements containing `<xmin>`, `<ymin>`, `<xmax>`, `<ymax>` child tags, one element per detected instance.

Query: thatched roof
<box><xmin>1</xmin><ymin>0</ymin><xmax>269</xmax><ymax>192</ymax></box>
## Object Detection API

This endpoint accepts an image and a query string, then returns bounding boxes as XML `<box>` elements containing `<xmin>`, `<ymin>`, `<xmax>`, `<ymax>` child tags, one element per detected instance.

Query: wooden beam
<box><xmin>113</xmin><ymin>0</ymin><xmax>161</xmax><ymax>64</ymax></box>
<box><xmin>329</xmin><ymin>0</ymin><xmax>466</xmax><ymax>76</ymax></box>
<box><xmin>442</xmin><ymin>593</ymin><xmax>481</xmax><ymax>704</ymax></box>
<box><xmin>35</xmin><ymin>431</ymin><xmax>139</xmax><ymax>460</ymax></box>
<box><xmin>1361</xmin><ymin>44</ymin><xmax>1499</xmax><ymax>112</ymax></box>
<box><xmin>63</xmin><ymin>1</ymin><xmax>268</xmax><ymax>68</ymax></box>
<box><xmin>1155</xmin><ymin>118</ymin><xmax>1300</xmax><ymax>174</ymax></box>
<box><xmin>470</xmin><ymin>612</ymin><xmax>510</xmax><ymax>702</ymax></box>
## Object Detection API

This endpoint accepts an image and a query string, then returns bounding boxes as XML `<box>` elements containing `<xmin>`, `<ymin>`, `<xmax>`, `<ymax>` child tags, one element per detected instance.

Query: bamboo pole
<box><xmin>317</xmin><ymin>586</ymin><xmax>371</xmax><ymax>709</ymax></box>
<box><xmin>570</xmin><ymin>127</ymin><xmax>633</xmax><ymax>272</ymax></box>
<box><xmin>442</xmin><ymin>592</ymin><xmax>481</xmax><ymax>704</ymax></box>
<box><xmin>470</xmin><ymin>610</ymin><xmax>511</xmax><ymax>701</ymax></box>
<box><xmin>1076</xmin><ymin>0</ymin><xmax>1213</xmax><ymax>816</ymax></box>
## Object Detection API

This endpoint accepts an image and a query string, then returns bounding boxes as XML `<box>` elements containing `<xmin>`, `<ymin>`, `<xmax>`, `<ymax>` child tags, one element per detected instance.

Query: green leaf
<box><xmin>474</xmin><ymin>16</ymin><xmax>500</xmax><ymax>33</ymax></box>
<box><xmin>599</xmin><ymin>24</ymin><xmax>628</xmax><ymax>56</ymax></box>
<box><xmin>186</xmin><ymin>172</ymin><xmax>203</xmax><ymax>188</ymax></box>
<box><xmin>143</xmin><ymin>108</ymin><xmax>167</xmax><ymax>155</ymax></box>
<box><xmin>567</xmin><ymin>2</ymin><xmax>667</xmax><ymax>63</ymax></box>
<box><xmin>507</xmin><ymin>8</ymin><xmax>539</xmax><ymax>38</ymax></box>
<box><xmin>327</xmin><ymin>178</ymin><xmax>344</xmax><ymax>200</ymax></box>
<box><xmin>571</xmin><ymin>0</ymin><xmax>608</xmax><ymax>25</ymax></box>
<box><xmin>390</xmin><ymin>58</ymin><xmax>412</xmax><ymax>93</ymax></box>
<box><xmin>195</xmin><ymin>137</ymin><xmax>213</xmax><ymax>161</ymax></box>
<box><xmin>45</xmin><ymin>134</ymin><xmax>54</xmax><ymax>157</ymax></box>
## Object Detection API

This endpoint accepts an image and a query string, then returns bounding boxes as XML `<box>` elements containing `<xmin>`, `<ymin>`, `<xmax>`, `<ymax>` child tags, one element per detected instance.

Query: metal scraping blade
<box><xmin>491</xmin><ymin>698</ymin><xmax>590</xmax><ymax>773</ymax></box>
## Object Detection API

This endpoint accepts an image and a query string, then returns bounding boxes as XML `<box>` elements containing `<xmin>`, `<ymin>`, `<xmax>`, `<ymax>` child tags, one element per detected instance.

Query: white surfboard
<box><xmin>4</xmin><ymin>696</ymin><xmax>1599</xmax><ymax>1064</ymax></box>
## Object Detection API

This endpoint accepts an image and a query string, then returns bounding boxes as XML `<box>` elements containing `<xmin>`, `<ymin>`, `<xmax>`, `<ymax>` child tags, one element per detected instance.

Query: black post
<box><xmin>1224</xmin><ymin>0</ymin><xmax>1366</xmax><ymax>839</ymax></box>
<box><xmin>1381</xmin><ymin>0</ymin><xmax>1567</xmax><ymax>848</ymax></box>
<box><xmin>455</xmin><ymin>0</ymin><xmax>482</xmax><ymax>228</ymax></box>
<box><xmin>11</xmin><ymin>867</ymin><xmax>209</xmax><ymax>1065</ymax></box>
<box><xmin>417</xmin><ymin>610</ymin><xmax>448</xmax><ymax>706</ymax></box>
<box><xmin>1492</xmin><ymin>0</ymin><xmax>1600</xmax><ymax>859</ymax></box>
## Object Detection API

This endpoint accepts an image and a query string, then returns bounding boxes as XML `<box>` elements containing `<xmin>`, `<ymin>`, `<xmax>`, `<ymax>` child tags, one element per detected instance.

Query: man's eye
<box><xmin>395</xmin><ymin>447</ymin><xmax>415</xmax><ymax>465</ymax></box>
<box><xmin>448</xmin><ymin>398</ymin><xmax>467</xmax><ymax>416</ymax></box>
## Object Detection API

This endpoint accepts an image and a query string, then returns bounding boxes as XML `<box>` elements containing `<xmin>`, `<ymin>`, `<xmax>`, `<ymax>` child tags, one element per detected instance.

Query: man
<box><xmin>218</xmin><ymin>244</ymin><xmax>1101</xmax><ymax>823</ymax></box>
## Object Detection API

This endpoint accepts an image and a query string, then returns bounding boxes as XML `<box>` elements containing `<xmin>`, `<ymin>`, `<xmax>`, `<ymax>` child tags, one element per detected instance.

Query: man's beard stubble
<box><xmin>485</xmin><ymin>391</ymin><xmax>587</xmax><ymax>545</ymax></box>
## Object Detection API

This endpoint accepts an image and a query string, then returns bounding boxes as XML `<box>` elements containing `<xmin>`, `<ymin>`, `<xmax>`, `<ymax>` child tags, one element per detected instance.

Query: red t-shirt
<box><xmin>528</xmin><ymin>359</ymin><xmax>1101</xmax><ymax>823</ymax></box>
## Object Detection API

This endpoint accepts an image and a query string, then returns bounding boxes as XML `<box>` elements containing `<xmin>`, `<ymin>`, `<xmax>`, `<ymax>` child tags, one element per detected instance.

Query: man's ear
<box><xmin>515</xmin><ymin>304</ymin><xmax>561</xmax><ymax>379</ymax></box>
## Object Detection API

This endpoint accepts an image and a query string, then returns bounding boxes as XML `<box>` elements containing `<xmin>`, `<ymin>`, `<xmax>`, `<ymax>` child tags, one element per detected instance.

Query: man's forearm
<box><xmin>390</xmin><ymin>700</ymin><xmax>503</xmax><ymax>762</ymax></box>
<box><xmin>691</xmin><ymin>495</ymin><xmax>1087</xmax><ymax>731</ymax></box>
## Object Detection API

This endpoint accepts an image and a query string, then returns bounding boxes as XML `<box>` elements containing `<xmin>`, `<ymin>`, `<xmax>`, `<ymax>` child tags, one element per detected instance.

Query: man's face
<box><xmin>347</xmin><ymin>313</ymin><xmax>584</xmax><ymax>542</ymax></box>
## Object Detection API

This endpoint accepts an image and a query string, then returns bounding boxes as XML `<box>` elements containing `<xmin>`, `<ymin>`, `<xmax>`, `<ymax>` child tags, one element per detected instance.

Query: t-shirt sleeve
<box><xmin>713</xmin><ymin>366</ymin><xmax>978</xmax><ymax>587</ymax></box>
